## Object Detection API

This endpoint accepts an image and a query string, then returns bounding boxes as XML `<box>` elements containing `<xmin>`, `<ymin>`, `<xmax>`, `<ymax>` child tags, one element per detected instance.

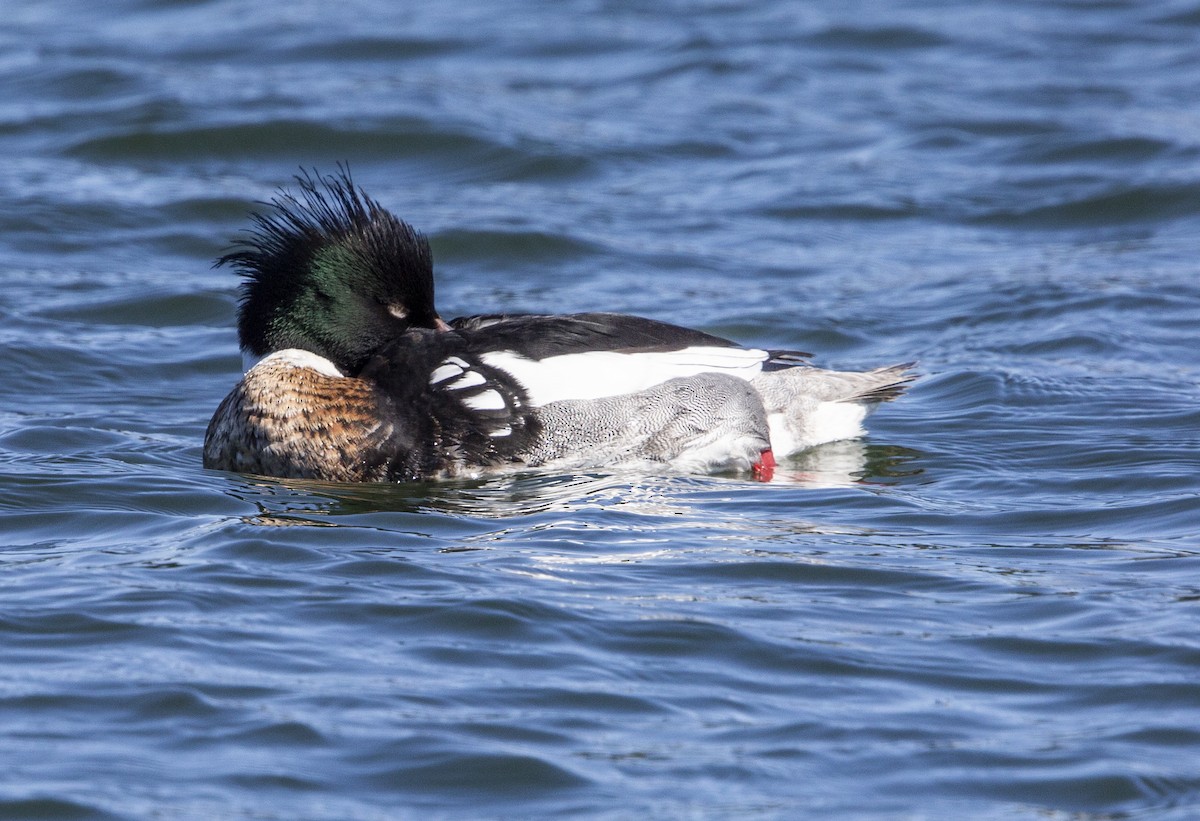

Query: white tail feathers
<box><xmin>753</xmin><ymin>363</ymin><xmax>916</xmax><ymax>456</ymax></box>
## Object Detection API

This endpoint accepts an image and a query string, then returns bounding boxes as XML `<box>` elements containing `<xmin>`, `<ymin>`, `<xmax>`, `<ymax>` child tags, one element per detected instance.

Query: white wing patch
<box><xmin>429</xmin><ymin>355</ymin><xmax>520</xmax><ymax>429</ymax></box>
<box><xmin>462</xmin><ymin>389</ymin><xmax>507</xmax><ymax>411</ymax></box>
<box><xmin>449</xmin><ymin>371</ymin><xmax>487</xmax><ymax>390</ymax></box>
<box><xmin>429</xmin><ymin>363</ymin><xmax>462</xmax><ymax>384</ymax></box>
<box><xmin>429</xmin><ymin>357</ymin><xmax>472</xmax><ymax>385</ymax></box>
<box><xmin>480</xmin><ymin>345</ymin><xmax>768</xmax><ymax>406</ymax></box>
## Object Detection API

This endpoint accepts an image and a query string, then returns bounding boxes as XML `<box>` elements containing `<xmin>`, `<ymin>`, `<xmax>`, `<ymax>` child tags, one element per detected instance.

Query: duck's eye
<box><xmin>387</xmin><ymin>304</ymin><xmax>408</xmax><ymax>320</ymax></box>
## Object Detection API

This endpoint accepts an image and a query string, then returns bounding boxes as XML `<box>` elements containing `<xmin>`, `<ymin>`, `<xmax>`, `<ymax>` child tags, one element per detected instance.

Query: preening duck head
<box><xmin>220</xmin><ymin>169</ymin><xmax>448</xmax><ymax>375</ymax></box>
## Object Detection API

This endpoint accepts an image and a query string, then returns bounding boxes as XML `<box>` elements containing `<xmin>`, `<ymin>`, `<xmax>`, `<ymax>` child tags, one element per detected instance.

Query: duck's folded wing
<box><xmin>447</xmin><ymin>313</ymin><xmax>770</xmax><ymax>406</ymax></box>
<box><xmin>479</xmin><ymin>345</ymin><xmax>769</xmax><ymax>405</ymax></box>
<box><xmin>450</xmin><ymin>312</ymin><xmax>739</xmax><ymax>357</ymax></box>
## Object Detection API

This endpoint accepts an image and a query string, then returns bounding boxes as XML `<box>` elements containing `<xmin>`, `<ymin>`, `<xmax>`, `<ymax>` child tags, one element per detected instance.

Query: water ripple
<box><xmin>3</xmin><ymin>0</ymin><xmax>1200</xmax><ymax>818</ymax></box>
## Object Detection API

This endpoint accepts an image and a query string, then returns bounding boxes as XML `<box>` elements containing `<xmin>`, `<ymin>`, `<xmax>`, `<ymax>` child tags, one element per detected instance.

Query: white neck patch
<box><xmin>252</xmin><ymin>348</ymin><xmax>345</xmax><ymax>378</ymax></box>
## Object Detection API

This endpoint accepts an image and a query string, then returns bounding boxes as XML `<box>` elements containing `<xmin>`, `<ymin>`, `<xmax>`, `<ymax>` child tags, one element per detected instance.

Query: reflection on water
<box><xmin>4</xmin><ymin>0</ymin><xmax>1200</xmax><ymax>817</ymax></box>
<box><xmin>227</xmin><ymin>440</ymin><xmax>926</xmax><ymax>528</ymax></box>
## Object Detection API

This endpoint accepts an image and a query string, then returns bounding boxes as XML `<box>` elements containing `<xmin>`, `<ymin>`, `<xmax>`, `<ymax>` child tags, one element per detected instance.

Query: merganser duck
<box><xmin>203</xmin><ymin>171</ymin><xmax>913</xmax><ymax>483</ymax></box>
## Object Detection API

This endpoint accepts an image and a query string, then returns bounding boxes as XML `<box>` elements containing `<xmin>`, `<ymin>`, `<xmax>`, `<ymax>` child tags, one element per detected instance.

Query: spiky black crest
<box><xmin>219</xmin><ymin>167</ymin><xmax>440</xmax><ymax>374</ymax></box>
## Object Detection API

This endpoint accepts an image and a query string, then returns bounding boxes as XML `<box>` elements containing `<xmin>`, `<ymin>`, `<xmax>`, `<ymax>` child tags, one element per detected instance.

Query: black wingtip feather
<box><xmin>859</xmin><ymin>363</ymin><xmax>920</xmax><ymax>403</ymax></box>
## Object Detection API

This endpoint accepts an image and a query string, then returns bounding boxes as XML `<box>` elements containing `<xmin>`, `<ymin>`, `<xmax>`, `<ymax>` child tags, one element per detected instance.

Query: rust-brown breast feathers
<box><xmin>203</xmin><ymin>356</ymin><xmax>393</xmax><ymax>482</ymax></box>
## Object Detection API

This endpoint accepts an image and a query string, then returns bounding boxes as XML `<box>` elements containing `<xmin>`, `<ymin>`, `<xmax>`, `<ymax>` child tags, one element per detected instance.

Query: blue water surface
<box><xmin>2</xmin><ymin>0</ymin><xmax>1199</xmax><ymax>818</ymax></box>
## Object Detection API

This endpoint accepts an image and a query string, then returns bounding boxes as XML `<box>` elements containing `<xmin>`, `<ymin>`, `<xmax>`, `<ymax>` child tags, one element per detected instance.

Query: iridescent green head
<box><xmin>221</xmin><ymin>169</ymin><xmax>445</xmax><ymax>374</ymax></box>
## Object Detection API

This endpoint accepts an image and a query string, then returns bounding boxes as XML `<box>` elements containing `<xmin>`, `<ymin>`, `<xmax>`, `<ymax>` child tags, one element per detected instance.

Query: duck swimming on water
<box><xmin>203</xmin><ymin>171</ymin><xmax>913</xmax><ymax>483</ymax></box>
